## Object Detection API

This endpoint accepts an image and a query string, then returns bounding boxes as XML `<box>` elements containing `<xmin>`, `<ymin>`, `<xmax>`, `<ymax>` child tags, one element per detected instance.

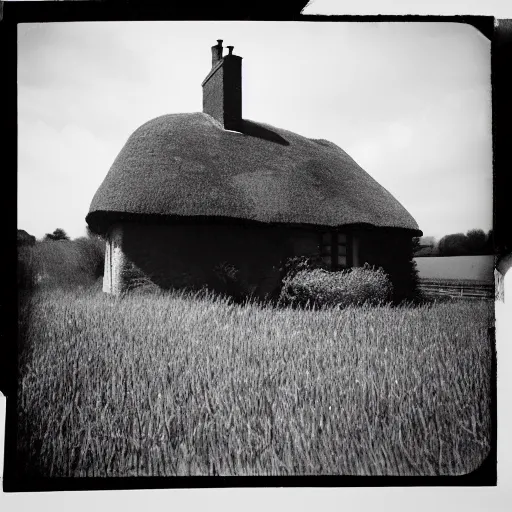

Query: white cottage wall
<box><xmin>102</xmin><ymin>236</ymin><xmax>111</xmax><ymax>293</ymax></box>
<box><xmin>103</xmin><ymin>224</ymin><xmax>125</xmax><ymax>295</ymax></box>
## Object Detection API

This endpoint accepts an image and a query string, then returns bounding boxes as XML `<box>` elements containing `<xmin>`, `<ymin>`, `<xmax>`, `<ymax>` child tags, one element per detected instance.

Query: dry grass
<box><xmin>16</xmin><ymin>288</ymin><xmax>492</xmax><ymax>477</ymax></box>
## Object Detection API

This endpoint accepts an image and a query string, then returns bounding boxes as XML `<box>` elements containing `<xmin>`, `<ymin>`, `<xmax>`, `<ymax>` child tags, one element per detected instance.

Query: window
<box><xmin>320</xmin><ymin>232</ymin><xmax>332</xmax><ymax>267</ymax></box>
<box><xmin>319</xmin><ymin>231</ymin><xmax>351</xmax><ymax>270</ymax></box>
<box><xmin>337</xmin><ymin>233</ymin><xmax>347</xmax><ymax>268</ymax></box>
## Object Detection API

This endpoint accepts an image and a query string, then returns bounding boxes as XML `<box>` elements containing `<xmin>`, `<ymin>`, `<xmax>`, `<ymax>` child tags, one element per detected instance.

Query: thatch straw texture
<box><xmin>87</xmin><ymin>113</ymin><xmax>420</xmax><ymax>236</ymax></box>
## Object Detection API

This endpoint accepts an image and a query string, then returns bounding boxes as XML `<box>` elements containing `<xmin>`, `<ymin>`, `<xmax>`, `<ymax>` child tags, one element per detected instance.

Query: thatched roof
<box><xmin>87</xmin><ymin>113</ymin><xmax>421</xmax><ymax>236</ymax></box>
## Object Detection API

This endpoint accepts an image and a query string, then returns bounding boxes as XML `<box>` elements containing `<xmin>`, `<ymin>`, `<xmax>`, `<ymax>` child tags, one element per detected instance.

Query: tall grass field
<box><xmin>16</xmin><ymin>286</ymin><xmax>493</xmax><ymax>477</ymax></box>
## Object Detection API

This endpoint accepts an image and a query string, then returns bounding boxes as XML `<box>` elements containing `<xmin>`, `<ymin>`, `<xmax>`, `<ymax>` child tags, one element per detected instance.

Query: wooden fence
<box><xmin>418</xmin><ymin>279</ymin><xmax>495</xmax><ymax>300</ymax></box>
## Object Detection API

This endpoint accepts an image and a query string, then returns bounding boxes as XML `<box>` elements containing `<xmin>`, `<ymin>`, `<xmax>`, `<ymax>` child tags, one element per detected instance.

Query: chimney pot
<box><xmin>211</xmin><ymin>39</ymin><xmax>224</xmax><ymax>68</ymax></box>
<box><xmin>227</xmin><ymin>46</ymin><xmax>234</xmax><ymax>55</ymax></box>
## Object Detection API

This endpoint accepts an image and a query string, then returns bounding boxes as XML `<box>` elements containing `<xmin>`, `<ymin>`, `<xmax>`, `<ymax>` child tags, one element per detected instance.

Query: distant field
<box><xmin>414</xmin><ymin>255</ymin><xmax>494</xmax><ymax>283</ymax></box>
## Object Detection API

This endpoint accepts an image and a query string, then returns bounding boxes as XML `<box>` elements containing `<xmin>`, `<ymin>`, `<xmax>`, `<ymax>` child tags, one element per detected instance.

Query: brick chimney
<box><xmin>202</xmin><ymin>40</ymin><xmax>242</xmax><ymax>131</ymax></box>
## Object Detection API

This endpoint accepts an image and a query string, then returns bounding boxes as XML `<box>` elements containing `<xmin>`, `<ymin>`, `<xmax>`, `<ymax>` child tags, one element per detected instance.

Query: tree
<box><xmin>17</xmin><ymin>229</ymin><xmax>36</xmax><ymax>247</ymax></box>
<box><xmin>466</xmin><ymin>229</ymin><xmax>487</xmax><ymax>255</ymax></box>
<box><xmin>437</xmin><ymin>233</ymin><xmax>470</xmax><ymax>256</ymax></box>
<box><xmin>485</xmin><ymin>229</ymin><xmax>494</xmax><ymax>254</ymax></box>
<box><xmin>419</xmin><ymin>236</ymin><xmax>436</xmax><ymax>248</ymax></box>
<box><xmin>44</xmin><ymin>228</ymin><xmax>70</xmax><ymax>241</ymax></box>
<box><xmin>414</xmin><ymin>246</ymin><xmax>435</xmax><ymax>257</ymax></box>
<box><xmin>413</xmin><ymin>236</ymin><xmax>438</xmax><ymax>256</ymax></box>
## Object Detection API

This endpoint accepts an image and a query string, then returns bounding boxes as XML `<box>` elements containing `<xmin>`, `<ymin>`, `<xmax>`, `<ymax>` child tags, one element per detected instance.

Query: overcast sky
<box><xmin>18</xmin><ymin>21</ymin><xmax>492</xmax><ymax>241</ymax></box>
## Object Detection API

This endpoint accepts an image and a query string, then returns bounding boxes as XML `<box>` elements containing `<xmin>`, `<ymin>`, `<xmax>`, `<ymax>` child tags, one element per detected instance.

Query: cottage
<box><xmin>86</xmin><ymin>40</ymin><xmax>422</xmax><ymax>300</ymax></box>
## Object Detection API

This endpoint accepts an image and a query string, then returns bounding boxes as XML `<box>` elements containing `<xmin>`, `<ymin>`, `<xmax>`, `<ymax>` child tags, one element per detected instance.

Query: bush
<box><xmin>17</xmin><ymin>237</ymin><xmax>106</xmax><ymax>291</ymax></box>
<box><xmin>73</xmin><ymin>236</ymin><xmax>105</xmax><ymax>280</ymax></box>
<box><xmin>407</xmin><ymin>258</ymin><xmax>421</xmax><ymax>302</ymax></box>
<box><xmin>279</xmin><ymin>255</ymin><xmax>329</xmax><ymax>279</ymax></box>
<box><xmin>279</xmin><ymin>263</ymin><xmax>393</xmax><ymax>309</ymax></box>
<box><xmin>210</xmin><ymin>261</ymin><xmax>251</xmax><ymax>303</ymax></box>
<box><xmin>414</xmin><ymin>246</ymin><xmax>439</xmax><ymax>257</ymax></box>
<box><xmin>17</xmin><ymin>246</ymin><xmax>38</xmax><ymax>289</ymax></box>
<box><xmin>121</xmin><ymin>262</ymin><xmax>160</xmax><ymax>295</ymax></box>
<box><xmin>17</xmin><ymin>229</ymin><xmax>36</xmax><ymax>247</ymax></box>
